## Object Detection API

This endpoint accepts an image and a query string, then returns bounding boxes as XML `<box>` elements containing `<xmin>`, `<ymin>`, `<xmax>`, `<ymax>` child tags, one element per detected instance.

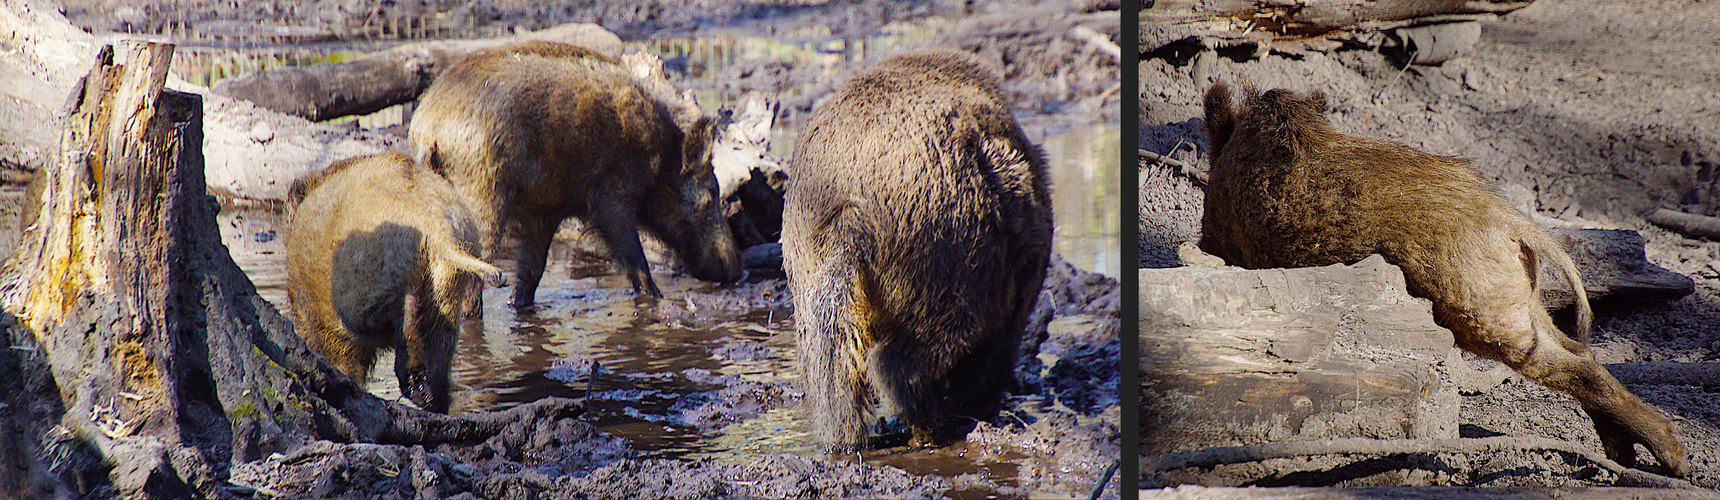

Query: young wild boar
<box><xmin>286</xmin><ymin>152</ymin><xmax>501</xmax><ymax>413</ymax></box>
<box><xmin>783</xmin><ymin>49</ymin><xmax>1054</xmax><ymax>451</ymax></box>
<box><xmin>409</xmin><ymin>41</ymin><xmax>741</xmax><ymax>307</ymax></box>
<box><xmin>1200</xmin><ymin>83</ymin><xmax>1688</xmax><ymax>477</ymax></box>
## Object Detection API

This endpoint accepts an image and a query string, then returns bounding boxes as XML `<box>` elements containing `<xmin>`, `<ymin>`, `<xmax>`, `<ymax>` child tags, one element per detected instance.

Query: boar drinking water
<box><xmin>286</xmin><ymin>152</ymin><xmax>501</xmax><ymax>413</ymax></box>
<box><xmin>1199</xmin><ymin>83</ymin><xmax>1688</xmax><ymax>476</ymax></box>
<box><xmin>783</xmin><ymin>49</ymin><xmax>1054</xmax><ymax>451</ymax></box>
<box><xmin>410</xmin><ymin>41</ymin><xmax>741</xmax><ymax>306</ymax></box>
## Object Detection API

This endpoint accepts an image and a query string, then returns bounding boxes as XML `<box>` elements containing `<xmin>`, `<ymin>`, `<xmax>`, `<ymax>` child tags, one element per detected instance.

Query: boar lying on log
<box><xmin>1198</xmin><ymin>83</ymin><xmax>1688</xmax><ymax>477</ymax></box>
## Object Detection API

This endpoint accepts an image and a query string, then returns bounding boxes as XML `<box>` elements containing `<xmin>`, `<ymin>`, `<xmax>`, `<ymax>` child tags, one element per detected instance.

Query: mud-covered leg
<box><xmin>511</xmin><ymin>220</ymin><xmax>556</xmax><ymax>308</ymax></box>
<box><xmin>1497</xmin><ymin>313</ymin><xmax>1689</xmax><ymax>477</ymax></box>
<box><xmin>398</xmin><ymin>290</ymin><xmax>456</xmax><ymax>413</ymax></box>
<box><xmin>868</xmin><ymin>337</ymin><xmax>945</xmax><ymax>448</ymax></box>
<box><xmin>798</xmin><ymin>249</ymin><xmax>870</xmax><ymax>452</ymax></box>
<box><xmin>591</xmin><ymin>202</ymin><xmax>662</xmax><ymax>297</ymax></box>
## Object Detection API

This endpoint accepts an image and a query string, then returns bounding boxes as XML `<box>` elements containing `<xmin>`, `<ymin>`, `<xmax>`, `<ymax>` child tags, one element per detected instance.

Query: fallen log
<box><xmin>0</xmin><ymin>40</ymin><xmax>581</xmax><ymax>498</ymax></box>
<box><xmin>1644</xmin><ymin>207</ymin><xmax>1720</xmax><ymax>241</ymax></box>
<box><xmin>1540</xmin><ymin>228</ymin><xmax>1695</xmax><ymax>308</ymax></box>
<box><xmin>210</xmin><ymin>23</ymin><xmax>623</xmax><ymax>122</ymax></box>
<box><xmin>1143</xmin><ymin>0</ymin><xmax>1533</xmax><ymax>32</ymax></box>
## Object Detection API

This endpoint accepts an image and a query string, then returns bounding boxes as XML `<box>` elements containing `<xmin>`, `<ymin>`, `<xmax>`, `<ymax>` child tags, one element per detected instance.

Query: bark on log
<box><xmin>0</xmin><ymin>40</ymin><xmax>581</xmax><ymax>498</ymax></box>
<box><xmin>1540</xmin><ymin>228</ymin><xmax>1695</xmax><ymax>308</ymax></box>
<box><xmin>210</xmin><ymin>23</ymin><xmax>623</xmax><ymax>122</ymax></box>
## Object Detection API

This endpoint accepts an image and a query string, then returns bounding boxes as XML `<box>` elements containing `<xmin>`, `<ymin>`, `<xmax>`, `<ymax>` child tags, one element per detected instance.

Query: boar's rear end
<box><xmin>286</xmin><ymin>152</ymin><xmax>500</xmax><ymax>413</ymax></box>
<box><xmin>783</xmin><ymin>49</ymin><xmax>1054</xmax><ymax>451</ymax></box>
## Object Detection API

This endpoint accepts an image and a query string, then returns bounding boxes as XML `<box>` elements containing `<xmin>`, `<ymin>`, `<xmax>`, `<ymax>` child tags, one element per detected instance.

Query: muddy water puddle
<box><xmin>220</xmin><ymin>209</ymin><xmax>1052</xmax><ymax>496</ymax></box>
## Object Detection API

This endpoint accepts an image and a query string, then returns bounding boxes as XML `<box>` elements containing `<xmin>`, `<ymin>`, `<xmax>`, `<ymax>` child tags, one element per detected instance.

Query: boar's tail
<box><xmin>432</xmin><ymin>237</ymin><xmax>504</xmax><ymax>287</ymax></box>
<box><xmin>798</xmin><ymin>247</ymin><xmax>871</xmax><ymax>453</ymax></box>
<box><xmin>1520</xmin><ymin>223</ymin><xmax>1592</xmax><ymax>345</ymax></box>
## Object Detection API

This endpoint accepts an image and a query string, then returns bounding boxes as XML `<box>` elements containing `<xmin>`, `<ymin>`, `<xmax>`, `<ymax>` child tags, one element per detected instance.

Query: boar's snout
<box><xmin>685</xmin><ymin>229</ymin><xmax>743</xmax><ymax>284</ymax></box>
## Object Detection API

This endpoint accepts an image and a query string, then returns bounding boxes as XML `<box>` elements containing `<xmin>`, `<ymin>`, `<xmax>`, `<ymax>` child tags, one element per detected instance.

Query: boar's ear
<box><xmin>1204</xmin><ymin>83</ymin><xmax>1234</xmax><ymax>157</ymax></box>
<box><xmin>681</xmin><ymin>115</ymin><xmax>718</xmax><ymax>173</ymax></box>
<box><xmin>1308</xmin><ymin>90</ymin><xmax>1328</xmax><ymax>113</ymax></box>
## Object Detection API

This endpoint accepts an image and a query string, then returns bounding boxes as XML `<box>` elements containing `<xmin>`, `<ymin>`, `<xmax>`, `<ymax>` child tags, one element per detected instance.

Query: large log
<box><xmin>210</xmin><ymin>23</ymin><xmax>623</xmax><ymax>122</ymax></box>
<box><xmin>0</xmin><ymin>41</ymin><xmax>581</xmax><ymax>498</ymax></box>
<box><xmin>1143</xmin><ymin>0</ymin><xmax>1533</xmax><ymax>31</ymax></box>
<box><xmin>1139</xmin><ymin>256</ymin><xmax>1460</xmax><ymax>459</ymax></box>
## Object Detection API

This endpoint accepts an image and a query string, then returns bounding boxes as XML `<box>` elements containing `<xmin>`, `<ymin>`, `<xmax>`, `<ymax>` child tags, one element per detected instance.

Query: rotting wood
<box><xmin>1</xmin><ymin>40</ymin><xmax>582</xmax><ymax>497</ymax></box>
<box><xmin>1141</xmin><ymin>436</ymin><xmax>1697</xmax><ymax>489</ymax></box>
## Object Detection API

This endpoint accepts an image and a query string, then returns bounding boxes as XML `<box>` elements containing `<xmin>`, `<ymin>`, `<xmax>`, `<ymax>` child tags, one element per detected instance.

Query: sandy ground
<box><xmin>1141</xmin><ymin>0</ymin><xmax>1720</xmax><ymax>493</ymax></box>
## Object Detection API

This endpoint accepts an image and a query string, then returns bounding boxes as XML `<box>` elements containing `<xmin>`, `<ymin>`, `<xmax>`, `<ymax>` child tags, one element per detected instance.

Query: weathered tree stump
<box><xmin>0</xmin><ymin>40</ymin><xmax>580</xmax><ymax>499</ymax></box>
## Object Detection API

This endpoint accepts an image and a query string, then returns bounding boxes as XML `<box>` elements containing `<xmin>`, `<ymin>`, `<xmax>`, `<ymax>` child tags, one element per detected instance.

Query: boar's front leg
<box><xmin>591</xmin><ymin>200</ymin><xmax>662</xmax><ymax>298</ymax></box>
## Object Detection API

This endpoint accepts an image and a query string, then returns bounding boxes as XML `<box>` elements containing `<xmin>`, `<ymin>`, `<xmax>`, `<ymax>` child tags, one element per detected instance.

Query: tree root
<box><xmin>1141</xmin><ymin>436</ymin><xmax>1698</xmax><ymax>489</ymax></box>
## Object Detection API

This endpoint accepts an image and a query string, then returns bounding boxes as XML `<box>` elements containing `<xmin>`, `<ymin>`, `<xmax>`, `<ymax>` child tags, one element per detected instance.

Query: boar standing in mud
<box><xmin>410</xmin><ymin>41</ymin><xmax>741</xmax><ymax>306</ymax></box>
<box><xmin>783</xmin><ymin>49</ymin><xmax>1054</xmax><ymax>451</ymax></box>
<box><xmin>286</xmin><ymin>152</ymin><xmax>501</xmax><ymax>413</ymax></box>
<box><xmin>1199</xmin><ymin>83</ymin><xmax>1688</xmax><ymax>476</ymax></box>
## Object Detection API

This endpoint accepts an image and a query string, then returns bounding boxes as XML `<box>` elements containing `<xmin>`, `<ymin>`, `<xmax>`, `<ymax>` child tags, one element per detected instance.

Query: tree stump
<box><xmin>0</xmin><ymin>40</ymin><xmax>580</xmax><ymax>499</ymax></box>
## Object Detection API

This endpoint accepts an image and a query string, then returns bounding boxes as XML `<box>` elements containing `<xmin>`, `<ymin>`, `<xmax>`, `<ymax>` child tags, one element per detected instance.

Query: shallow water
<box><xmin>206</xmin><ymin>24</ymin><xmax>1115</xmax><ymax>498</ymax></box>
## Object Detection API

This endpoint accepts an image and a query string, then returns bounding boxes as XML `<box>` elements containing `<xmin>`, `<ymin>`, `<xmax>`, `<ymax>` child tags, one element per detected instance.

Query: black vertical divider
<box><xmin>1120</xmin><ymin>1</ymin><xmax>1141</xmax><ymax>497</ymax></box>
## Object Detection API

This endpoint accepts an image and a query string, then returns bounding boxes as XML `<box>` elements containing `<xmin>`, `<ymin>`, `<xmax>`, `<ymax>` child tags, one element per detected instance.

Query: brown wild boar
<box><xmin>783</xmin><ymin>49</ymin><xmax>1054</xmax><ymax>451</ymax></box>
<box><xmin>409</xmin><ymin>41</ymin><xmax>741</xmax><ymax>306</ymax></box>
<box><xmin>286</xmin><ymin>152</ymin><xmax>501</xmax><ymax>413</ymax></box>
<box><xmin>1199</xmin><ymin>83</ymin><xmax>1688</xmax><ymax>477</ymax></box>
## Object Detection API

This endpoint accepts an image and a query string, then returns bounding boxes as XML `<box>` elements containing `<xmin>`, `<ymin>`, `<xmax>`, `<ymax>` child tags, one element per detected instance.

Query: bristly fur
<box><xmin>1197</xmin><ymin>83</ymin><xmax>1686</xmax><ymax>477</ymax></box>
<box><xmin>409</xmin><ymin>41</ymin><xmax>739</xmax><ymax>306</ymax></box>
<box><xmin>285</xmin><ymin>153</ymin><xmax>498</xmax><ymax>413</ymax></box>
<box><xmin>783</xmin><ymin>49</ymin><xmax>1053</xmax><ymax>452</ymax></box>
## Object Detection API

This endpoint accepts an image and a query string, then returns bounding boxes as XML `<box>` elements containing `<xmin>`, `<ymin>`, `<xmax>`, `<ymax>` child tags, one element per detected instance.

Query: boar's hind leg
<box><xmin>510</xmin><ymin>219</ymin><xmax>558</xmax><ymax>308</ymax></box>
<box><xmin>1478</xmin><ymin>309</ymin><xmax>1689</xmax><ymax>477</ymax></box>
<box><xmin>798</xmin><ymin>249</ymin><xmax>871</xmax><ymax>453</ymax></box>
<box><xmin>591</xmin><ymin>202</ymin><xmax>663</xmax><ymax>298</ymax></box>
<box><xmin>398</xmin><ymin>290</ymin><xmax>456</xmax><ymax>413</ymax></box>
